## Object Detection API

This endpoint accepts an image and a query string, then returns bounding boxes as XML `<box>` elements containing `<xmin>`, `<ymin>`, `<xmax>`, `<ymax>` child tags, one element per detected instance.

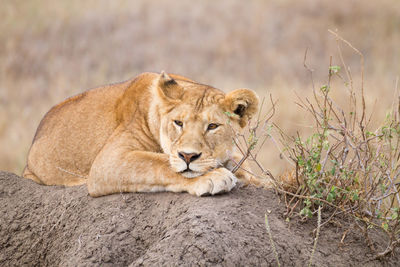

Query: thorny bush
<box><xmin>233</xmin><ymin>31</ymin><xmax>400</xmax><ymax>259</ymax></box>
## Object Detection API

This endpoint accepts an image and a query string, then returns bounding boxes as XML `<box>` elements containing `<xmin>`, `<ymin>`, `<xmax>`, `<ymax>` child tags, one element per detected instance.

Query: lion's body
<box><xmin>23</xmin><ymin>72</ymin><xmax>259</xmax><ymax>196</ymax></box>
<box><xmin>24</xmin><ymin>80</ymin><xmax>127</xmax><ymax>186</ymax></box>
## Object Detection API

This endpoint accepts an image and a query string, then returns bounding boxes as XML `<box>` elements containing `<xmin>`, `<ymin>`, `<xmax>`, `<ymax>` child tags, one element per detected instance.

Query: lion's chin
<box><xmin>180</xmin><ymin>170</ymin><xmax>203</xmax><ymax>179</ymax></box>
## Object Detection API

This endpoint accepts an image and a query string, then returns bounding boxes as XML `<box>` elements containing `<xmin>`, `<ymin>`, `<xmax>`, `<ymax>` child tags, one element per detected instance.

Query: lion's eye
<box><xmin>207</xmin><ymin>123</ymin><xmax>219</xmax><ymax>130</ymax></box>
<box><xmin>174</xmin><ymin>120</ymin><xmax>183</xmax><ymax>127</ymax></box>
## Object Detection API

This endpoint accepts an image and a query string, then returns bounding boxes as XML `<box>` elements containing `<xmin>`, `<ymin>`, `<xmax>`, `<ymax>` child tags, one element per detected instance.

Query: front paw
<box><xmin>189</xmin><ymin>168</ymin><xmax>237</xmax><ymax>196</ymax></box>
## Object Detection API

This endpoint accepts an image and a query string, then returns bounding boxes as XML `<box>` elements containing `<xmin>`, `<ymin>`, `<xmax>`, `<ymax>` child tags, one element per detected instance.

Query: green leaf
<box><xmin>326</xmin><ymin>192</ymin><xmax>334</xmax><ymax>203</ymax></box>
<box><xmin>300</xmin><ymin>207</ymin><xmax>312</xmax><ymax>218</ymax></box>
<box><xmin>330</xmin><ymin>166</ymin><xmax>336</xmax><ymax>176</ymax></box>
<box><xmin>366</xmin><ymin>131</ymin><xmax>375</xmax><ymax>137</ymax></box>
<box><xmin>320</xmin><ymin>85</ymin><xmax>329</xmax><ymax>93</ymax></box>
<box><xmin>330</xmin><ymin>185</ymin><xmax>336</xmax><ymax>193</ymax></box>
<box><xmin>322</xmin><ymin>140</ymin><xmax>330</xmax><ymax>150</ymax></box>
<box><xmin>382</xmin><ymin>223</ymin><xmax>389</xmax><ymax>231</ymax></box>
<box><xmin>329</xmin><ymin>65</ymin><xmax>341</xmax><ymax>73</ymax></box>
<box><xmin>352</xmin><ymin>191</ymin><xmax>359</xmax><ymax>201</ymax></box>
<box><xmin>315</xmin><ymin>163</ymin><xmax>321</xmax><ymax>172</ymax></box>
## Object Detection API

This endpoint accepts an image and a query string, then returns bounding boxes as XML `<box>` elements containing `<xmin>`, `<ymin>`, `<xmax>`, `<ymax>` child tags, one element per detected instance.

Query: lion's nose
<box><xmin>178</xmin><ymin>152</ymin><xmax>202</xmax><ymax>164</ymax></box>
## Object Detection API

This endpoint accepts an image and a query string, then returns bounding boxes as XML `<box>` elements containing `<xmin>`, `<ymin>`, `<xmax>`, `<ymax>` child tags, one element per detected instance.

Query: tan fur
<box><xmin>23</xmin><ymin>72</ymin><xmax>259</xmax><ymax>197</ymax></box>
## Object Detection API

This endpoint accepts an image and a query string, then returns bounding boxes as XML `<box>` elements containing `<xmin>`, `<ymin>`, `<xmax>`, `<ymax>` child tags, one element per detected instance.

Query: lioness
<box><xmin>23</xmin><ymin>72</ymin><xmax>259</xmax><ymax>197</ymax></box>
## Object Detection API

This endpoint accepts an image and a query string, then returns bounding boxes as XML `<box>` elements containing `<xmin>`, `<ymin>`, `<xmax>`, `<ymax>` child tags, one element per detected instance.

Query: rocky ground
<box><xmin>0</xmin><ymin>171</ymin><xmax>398</xmax><ymax>266</ymax></box>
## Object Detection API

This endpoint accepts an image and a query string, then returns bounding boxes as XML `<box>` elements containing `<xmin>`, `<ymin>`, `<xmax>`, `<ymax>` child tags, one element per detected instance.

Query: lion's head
<box><xmin>153</xmin><ymin>72</ymin><xmax>259</xmax><ymax>178</ymax></box>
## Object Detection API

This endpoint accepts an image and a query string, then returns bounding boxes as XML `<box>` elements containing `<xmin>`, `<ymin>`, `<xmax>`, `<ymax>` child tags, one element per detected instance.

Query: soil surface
<box><xmin>0</xmin><ymin>171</ymin><xmax>398</xmax><ymax>266</ymax></box>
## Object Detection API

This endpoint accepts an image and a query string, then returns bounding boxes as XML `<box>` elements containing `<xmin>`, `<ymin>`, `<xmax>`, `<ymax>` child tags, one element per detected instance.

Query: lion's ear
<box><xmin>224</xmin><ymin>89</ymin><xmax>259</xmax><ymax>127</ymax></box>
<box><xmin>156</xmin><ymin>71</ymin><xmax>184</xmax><ymax>101</ymax></box>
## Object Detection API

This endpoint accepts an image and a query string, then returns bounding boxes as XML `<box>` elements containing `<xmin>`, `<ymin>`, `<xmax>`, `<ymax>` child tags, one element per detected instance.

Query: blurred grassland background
<box><xmin>1</xmin><ymin>0</ymin><xmax>400</xmax><ymax>176</ymax></box>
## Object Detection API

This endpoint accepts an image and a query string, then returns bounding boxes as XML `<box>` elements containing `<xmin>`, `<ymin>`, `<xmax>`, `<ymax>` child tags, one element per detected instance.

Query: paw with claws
<box><xmin>189</xmin><ymin>168</ymin><xmax>237</xmax><ymax>196</ymax></box>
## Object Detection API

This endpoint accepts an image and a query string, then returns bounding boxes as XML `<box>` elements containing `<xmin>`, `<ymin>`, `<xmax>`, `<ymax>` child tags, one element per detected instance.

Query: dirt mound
<box><xmin>0</xmin><ymin>171</ymin><xmax>397</xmax><ymax>266</ymax></box>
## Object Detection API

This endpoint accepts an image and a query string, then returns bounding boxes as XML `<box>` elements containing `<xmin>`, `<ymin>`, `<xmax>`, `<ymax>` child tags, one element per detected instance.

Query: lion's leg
<box><xmin>22</xmin><ymin>165</ymin><xmax>44</xmax><ymax>184</ymax></box>
<box><xmin>87</xmin><ymin>132</ymin><xmax>237</xmax><ymax>197</ymax></box>
<box><xmin>88</xmin><ymin>150</ymin><xmax>188</xmax><ymax>196</ymax></box>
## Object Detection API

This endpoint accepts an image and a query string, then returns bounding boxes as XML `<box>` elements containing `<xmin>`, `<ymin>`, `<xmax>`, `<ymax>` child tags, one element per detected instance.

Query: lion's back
<box><xmin>24</xmin><ymin>79</ymin><xmax>131</xmax><ymax>185</ymax></box>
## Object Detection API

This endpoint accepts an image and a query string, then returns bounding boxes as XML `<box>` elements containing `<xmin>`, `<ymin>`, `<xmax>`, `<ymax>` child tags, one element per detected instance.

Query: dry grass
<box><xmin>230</xmin><ymin>30</ymin><xmax>400</xmax><ymax>259</ymax></box>
<box><xmin>1</xmin><ymin>0</ymin><xmax>400</xmax><ymax>176</ymax></box>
